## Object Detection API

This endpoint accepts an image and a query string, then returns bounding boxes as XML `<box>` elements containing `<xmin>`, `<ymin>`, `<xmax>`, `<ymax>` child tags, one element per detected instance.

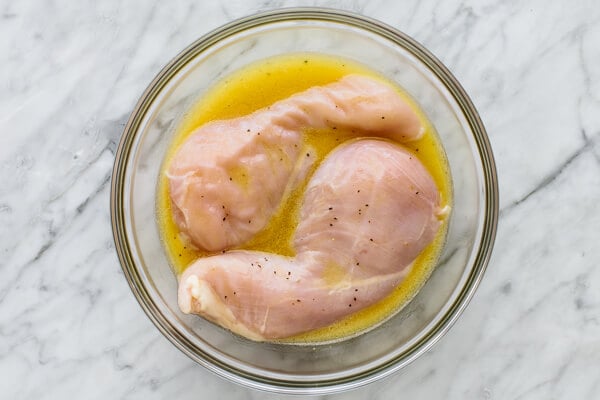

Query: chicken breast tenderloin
<box><xmin>167</xmin><ymin>75</ymin><xmax>423</xmax><ymax>252</ymax></box>
<box><xmin>178</xmin><ymin>140</ymin><xmax>446</xmax><ymax>340</ymax></box>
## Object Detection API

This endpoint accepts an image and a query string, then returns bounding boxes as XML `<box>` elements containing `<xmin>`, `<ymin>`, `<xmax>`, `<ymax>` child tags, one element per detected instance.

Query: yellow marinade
<box><xmin>157</xmin><ymin>53</ymin><xmax>452</xmax><ymax>343</ymax></box>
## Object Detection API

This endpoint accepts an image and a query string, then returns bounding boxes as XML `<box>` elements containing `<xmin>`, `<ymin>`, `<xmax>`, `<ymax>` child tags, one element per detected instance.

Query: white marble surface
<box><xmin>1</xmin><ymin>0</ymin><xmax>599</xmax><ymax>398</ymax></box>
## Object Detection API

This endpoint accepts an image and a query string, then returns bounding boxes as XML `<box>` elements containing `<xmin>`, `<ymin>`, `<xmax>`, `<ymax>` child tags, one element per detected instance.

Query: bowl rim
<box><xmin>110</xmin><ymin>6</ymin><xmax>499</xmax><ymax>394</ymax></box>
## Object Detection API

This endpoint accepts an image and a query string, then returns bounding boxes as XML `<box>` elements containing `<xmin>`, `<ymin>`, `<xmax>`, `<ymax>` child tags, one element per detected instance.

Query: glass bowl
<box><xmin>110</xmin><ymin>8</ymin><xmax>498</xmax><ymax>394</ymax></box>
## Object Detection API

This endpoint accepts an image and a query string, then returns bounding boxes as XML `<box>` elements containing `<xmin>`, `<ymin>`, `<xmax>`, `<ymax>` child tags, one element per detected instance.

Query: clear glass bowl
<box><xmin>110</xmin><ymin>8</ymin><xmax>498</xmax><ymax>394</ymax></box>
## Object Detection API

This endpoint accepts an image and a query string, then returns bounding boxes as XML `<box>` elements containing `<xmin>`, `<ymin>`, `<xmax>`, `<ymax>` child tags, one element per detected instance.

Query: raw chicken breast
<box><xmin>178</xmin><ymin>250</ymin><xmax>407</xmax><ymax>340</ymax></box>
<box><xmin>167</xmin><ymin>75</ymin><xmax>423</xmax><ymax>252</ymax></box>
<box><xmin>295</xmin><ymin>139</ymin><xmax>447</xmax><ymax>277</ymax></box>
<box><xmin>178</xmin><ymin>140</ymin><xmax>446</xmax><ymax>340</ymax></box>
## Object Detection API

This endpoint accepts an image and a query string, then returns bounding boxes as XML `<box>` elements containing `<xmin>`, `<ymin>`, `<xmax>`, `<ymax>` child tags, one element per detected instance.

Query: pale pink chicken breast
<box><xmin>167</xmin><ymin>75</ymin><xmax>423</xmax><ymax>252</ymax></box>
<box><xmin>178</xmin><ymin>251</ymin><xmax>407</xmax><ymax>341</ymax></box>
<box><xmin>295</xmin><ymin>139</ymin><xmax>448</xmax><ymax>277</ymax></box>
<box><xmin>178</xmin><ymin>140</ymin><xmax>447</xmax><ymax>340</ymax></box>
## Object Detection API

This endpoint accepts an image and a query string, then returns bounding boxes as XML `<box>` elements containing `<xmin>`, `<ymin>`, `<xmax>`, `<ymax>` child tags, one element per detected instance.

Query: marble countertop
<box><xmin>2</xmin><ymin>0</ymin><xmax>599</xmax><ymax>398</ymax></box>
